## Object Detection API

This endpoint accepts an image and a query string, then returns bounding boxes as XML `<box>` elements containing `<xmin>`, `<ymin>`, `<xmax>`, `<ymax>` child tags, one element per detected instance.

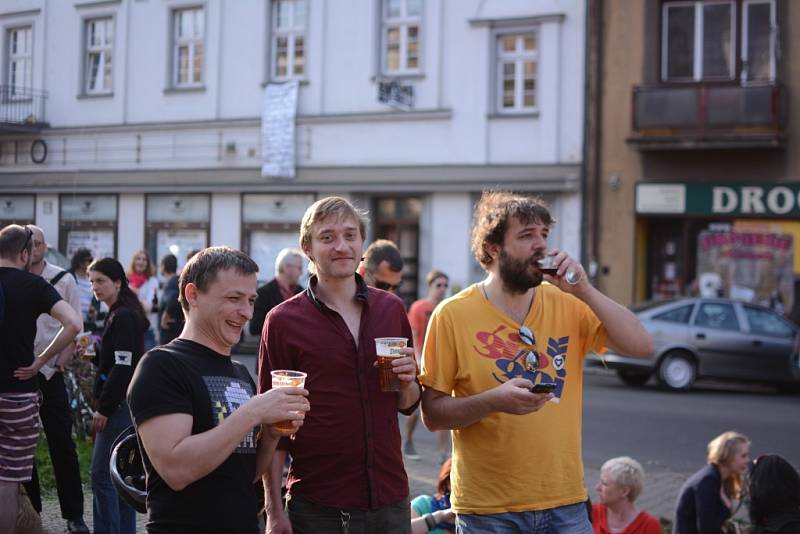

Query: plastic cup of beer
<box><xmin>375</xmin><ymin>337</ymin><xmax>408</xmax><ymax>392</ymax></box>
<box><xmin>77</xmin><ymin>332</ymin><xmax>95</xmax><ymax>359</ymax></box>
<box><xmin>270</xmin><ymin>370</ymin><xmax>307</xmax><ymax>433</ymax></box>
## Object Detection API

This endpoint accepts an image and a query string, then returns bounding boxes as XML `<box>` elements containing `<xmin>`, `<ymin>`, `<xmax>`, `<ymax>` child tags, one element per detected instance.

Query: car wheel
<box><xmin>657</xmin><ymin>351</ymin><xmax>696</xmax><ymax>391</ymax></box>
<box><xmin>617</xmin><ymin>370</ymin><xmax>651</xmax><ymax>387</ymax></box>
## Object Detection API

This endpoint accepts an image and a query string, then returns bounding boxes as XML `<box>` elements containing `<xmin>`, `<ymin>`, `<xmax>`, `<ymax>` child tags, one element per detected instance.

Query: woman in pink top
<box><xmin>593</xmin><ymin>456</ymin><xmax>662</xmax><ymax>534</ymax></box>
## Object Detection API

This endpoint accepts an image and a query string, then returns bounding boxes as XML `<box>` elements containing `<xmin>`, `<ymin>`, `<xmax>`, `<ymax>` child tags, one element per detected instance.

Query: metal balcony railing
<box><xmin>629</xmin><ymin>84</ymin><xmax>786</xmax><ymax>150</ymax></box>
<box><xmin>0</xmin><ymin>85</ymin><xmax>48</xmax><ymax>131</ymax></box>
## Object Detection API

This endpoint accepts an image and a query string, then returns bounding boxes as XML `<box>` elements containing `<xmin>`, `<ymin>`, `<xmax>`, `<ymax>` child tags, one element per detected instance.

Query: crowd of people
<box><xmin>1</xmin><ymin>192</ymin><xmax>799</xmax><ymax>534</ymax></box>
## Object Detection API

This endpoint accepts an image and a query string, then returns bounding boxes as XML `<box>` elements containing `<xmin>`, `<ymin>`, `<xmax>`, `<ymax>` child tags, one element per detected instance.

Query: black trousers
<box><xmin>23</xmin><ymin>372</ymin><xmax>85</xmax><ymax>520</ymax></box>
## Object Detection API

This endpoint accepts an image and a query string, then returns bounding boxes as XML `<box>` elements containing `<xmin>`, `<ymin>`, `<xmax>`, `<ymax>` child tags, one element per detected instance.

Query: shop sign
<box><xmin>636</xmin><ymin>183</ymin><xmax>800</xmax><ymax>217</ymax></box>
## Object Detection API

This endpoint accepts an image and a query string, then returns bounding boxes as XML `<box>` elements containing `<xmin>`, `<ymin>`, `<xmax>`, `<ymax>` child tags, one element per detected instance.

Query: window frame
<box><xmin>171</xmin><ymin>5</ymin><xmax>206</xmax><ymax>89</ymax></box>
<box><xmin>7</xmin><ymin>26</ymin><xmax>33</xmax><ymax>98</ymax></box>
<box><xmin>661</xmin><ymin>0</ymin><xmax>738</xmax><ymax>83</ymax></box>
<box><xmin>84</xmin><ymin>16</ymin><xmax>114</xmax><ymax>95</ymax></box>
<box><xmin>380</xmin><ymin>0</ymin><xmax>423</xmax><ymax>76</ymax></box>
<box><xmin>493</xmin><ymin>28</ymin><xmax>539</xmax><ymax>114</ymax></box>
<box><xmin>270</xmin><ymin>0</ymin><xmax>308</xmax><ymax>82</ymax></box>
<box><xmin>741</xmin><ymin>0</ymin><xmax>776</xmax><ymax>84</ymax></box>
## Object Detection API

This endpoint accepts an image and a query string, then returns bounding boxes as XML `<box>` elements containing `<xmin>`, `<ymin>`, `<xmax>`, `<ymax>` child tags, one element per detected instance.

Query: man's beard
<box><xmin>498</xmin><ymin>249</ymin><xmax>542</xmax><ymax>294</ymax></box>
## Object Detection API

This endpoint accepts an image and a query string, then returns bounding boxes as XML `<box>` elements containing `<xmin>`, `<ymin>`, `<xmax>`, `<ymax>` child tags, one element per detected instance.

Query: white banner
<box><xmin>261</xmin><ymin>81</ymin><xmax>299</xmax><ymax>179</ymax></box>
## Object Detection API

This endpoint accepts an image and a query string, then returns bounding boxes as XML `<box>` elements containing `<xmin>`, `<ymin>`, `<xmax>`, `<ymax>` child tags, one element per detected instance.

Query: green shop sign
<box><xmin>636</xmin><ymin>183</ymin><xmax>800</xmax><ymax>217</ymax></box>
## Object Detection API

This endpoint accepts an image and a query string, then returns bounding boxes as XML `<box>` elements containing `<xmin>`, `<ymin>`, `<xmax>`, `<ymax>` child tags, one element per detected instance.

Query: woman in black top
<box><xmin>749</xmin><ymin>454</ymin><xmax>800</xmax><ymax>534</ymax></box>
<box><xmin>674</xmin><ymin>431</ymin><xmax>751</xmax><ymax>534</ymax></box>
<box><xmin>86</xmin><ymin>258</ymin><xmax>148</xmax><ymax>534</ymax></box>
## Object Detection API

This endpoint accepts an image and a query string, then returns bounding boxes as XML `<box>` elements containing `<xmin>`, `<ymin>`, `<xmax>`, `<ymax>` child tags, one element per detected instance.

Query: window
<box><xmin>8</xmin><ymin>27</ymin><xmax>32</xmax><ymax>96</ymax></box>
<box><xmin>85</xmin><ymin>18</ymin><xmax>113</xmax><ymax>94</ymax></box>
<box><xmin>173</xmin><ymin>7</ymin><xmax>204</xmax><ymax>87</ymax></box>
<box><xmin>662</xmin><ymin>1</ymin><xmax>736</xmax><ymax>81</ymax></box>
<box><xmin>271</xmin><ymin>0</ymin><xmax>306</xmax><ymax>80</ymax></box>
<box><xmin>496</xmin><ymin>32</ymin><xmax>537</xmax><ymax>112</ymax></box>
<box><xmin>653</xmin><ymin>304</ymin><xmax>695</xmax><ymax>324</ymax></box>
<box><xmin>694</xmin><ymin>302</ymin><xmax>740</xmax><ymax>331</ymax></box>
<box><xmin>743</xmin><ymin>305</ymin><xmax>795</xmax><ymax>338</ymax></box>
<box><xmin>381</xmin><ymin>0</ymin><xmax>422</xmax><ymax>75</ymax></box>
<box><xmin>743</xmin><ymin>0</ymin><xmax>775</xmax><ymax>82</ymax></box>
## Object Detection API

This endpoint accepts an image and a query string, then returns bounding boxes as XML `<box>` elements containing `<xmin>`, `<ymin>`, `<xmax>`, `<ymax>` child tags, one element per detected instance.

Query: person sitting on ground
<box><xmin>592</xmin><ymin>456</ymin><xmax>661</xmax><ymax>534</ymax></box>
<box><xmin>674</xmin><ymin>431</ymin><xmax>751</xmax><ymax>534</ymax></box>
<box><xmin>748</xmin><ymin>454</ymin><xmax>800</xmax><ymax>534</ymax></box>
<box><xmin>410</xmin><ymin>458</ymin><xmax>455</xmax><ymax>534</ymax></box>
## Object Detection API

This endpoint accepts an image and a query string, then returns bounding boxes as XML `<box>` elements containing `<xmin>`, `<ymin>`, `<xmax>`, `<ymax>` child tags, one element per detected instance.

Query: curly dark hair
<box><xmin>470</xmin><ymin>191</ymin><xmax>554</xmax><ymax>270</ymax></box>
<box><xmin>749</xmin><ymin>454</ymin><xmax>800</xmax><ymax>528</ymax></box>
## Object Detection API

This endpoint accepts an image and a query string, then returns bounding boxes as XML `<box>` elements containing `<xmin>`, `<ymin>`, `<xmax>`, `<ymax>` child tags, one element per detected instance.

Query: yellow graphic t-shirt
<box><xmin>420</xmin><ymin>283</ymin><xmax>607</xmax><ymax>515</ymax></box>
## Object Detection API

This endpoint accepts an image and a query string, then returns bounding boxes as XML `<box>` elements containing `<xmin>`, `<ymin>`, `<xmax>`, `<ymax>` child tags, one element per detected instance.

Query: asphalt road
<box><xmin>582</xmin><ymin>369</ymin><xmax>800</xmax><ymax>473</ymax></box>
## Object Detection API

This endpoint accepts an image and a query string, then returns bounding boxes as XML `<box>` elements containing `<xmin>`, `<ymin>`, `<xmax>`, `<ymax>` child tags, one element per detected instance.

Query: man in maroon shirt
<box><xmin>259</xmin><ymin>196</ymin><xmax>420</xmax><ymax>534</ymax></box>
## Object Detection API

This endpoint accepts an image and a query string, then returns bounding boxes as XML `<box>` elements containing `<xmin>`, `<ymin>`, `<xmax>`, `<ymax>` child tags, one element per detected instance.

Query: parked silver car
<box><xmin>591</xmin><ymin>298</ymin><xmax>800</xmax><ymax>391</ymax></box>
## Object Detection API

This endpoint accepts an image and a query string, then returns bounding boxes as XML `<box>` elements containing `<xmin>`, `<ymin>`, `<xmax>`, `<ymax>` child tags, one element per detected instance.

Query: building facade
<box><xmin>0</xmin><ymin>0</ymin><xmax>586</xmax><ymax>302</ymax></box>
<box><xmin>586</xmin><ymin>0</ymin><xmax>800</xmax><ymax>312</ymax></box>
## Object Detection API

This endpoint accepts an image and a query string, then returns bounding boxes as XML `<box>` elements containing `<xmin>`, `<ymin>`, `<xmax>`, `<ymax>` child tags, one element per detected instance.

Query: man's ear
<box><xmin>485</xmin><ymin>243</ymin><xmax>501</xmax><ymax>262</ymax></box>
<box><xmin>184</xmin><ymin>282</ymin><xmax>199</xmax><ymax>307</ymax></box>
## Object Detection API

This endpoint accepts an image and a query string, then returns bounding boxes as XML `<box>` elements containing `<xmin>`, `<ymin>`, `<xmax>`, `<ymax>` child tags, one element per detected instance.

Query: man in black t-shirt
<box><xmin>128</xmin><ymin>247</ymin><xmax>309</xmax><ymax>533</ymax></box>
<box><xmin>0</xmin><ymin>224</ymin><xmax>82</xmax><ymax>534</ymax></box>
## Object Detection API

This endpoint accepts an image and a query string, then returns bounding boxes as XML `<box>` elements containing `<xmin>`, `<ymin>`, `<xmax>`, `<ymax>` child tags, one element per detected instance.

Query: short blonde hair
<box><xmin>708</xmin><ymin>431</ymin><xmax>750</xmax><ymax>499</ymax></box>
<box><xmin>299</xmin><ymin>197</ymin><xmax>368</xmax><ymax>254</ymax></box>
<box><xmin>601</xmin><ymin>456</ymin><xmax>645</xmax><ymax>502</ymax></box>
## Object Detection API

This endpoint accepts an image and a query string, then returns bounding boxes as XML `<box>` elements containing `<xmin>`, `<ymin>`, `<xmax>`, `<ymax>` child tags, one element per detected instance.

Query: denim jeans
<box><xmin>91</xmin><ymin>402</ymin><xmax>136</xmax><ymax>534</ymax></box>
<box><xmin>456</xmin><ymin>502</ymin><xmax>593</xmax><ymax>534</ymax></box>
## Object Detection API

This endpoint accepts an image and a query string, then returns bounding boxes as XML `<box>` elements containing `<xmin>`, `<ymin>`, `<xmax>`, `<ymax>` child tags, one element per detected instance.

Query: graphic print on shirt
<box><xmin>473</xmin><ymin>324</ymin><xmax>569</xmax><ymax>403</ymax></box>
<box><xmin>203</xmin><ymin>376</ymin><xmax>258</xmax><ymax>453</ymax></box>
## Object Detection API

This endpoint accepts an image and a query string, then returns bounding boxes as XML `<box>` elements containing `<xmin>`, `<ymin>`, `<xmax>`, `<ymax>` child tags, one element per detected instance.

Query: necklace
<box><xmin>480</xmin><ymin>281</ymin><xmax>536</xmax><ymax>325</ymax></box>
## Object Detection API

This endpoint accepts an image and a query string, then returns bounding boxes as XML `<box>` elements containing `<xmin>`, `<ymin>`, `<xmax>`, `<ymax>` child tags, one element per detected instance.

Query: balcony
<box><xmin>0</xmin><ymin>85</ymin><xmax>48</xmax><ymax>134</ymax></box>
<box><xmin>627</xmin><ymin>84</ymin><xmax>786</xmax><ymax>150</ymax></box>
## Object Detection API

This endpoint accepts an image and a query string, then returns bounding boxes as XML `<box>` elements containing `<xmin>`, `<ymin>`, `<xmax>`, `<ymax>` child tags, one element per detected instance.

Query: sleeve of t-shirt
<box><xmin>98</xmin><ymin>310</ymin><xmax>138</xmax><ymax>417</ymax></box>
<box><xmin>259</xmin><ymin>310</ymin><xmax>296</xmax><ymax>451</ymax></box>
<box><xmin>37</xmin><ymin>277</ymin><xmax>63</xmax><ymax>315</ymax></box>
<box><xmin>128</xmin><ymin>349</ymin><xmax>194</xmax><ymax>426</ymax></box>
<box><xmin>419</xmin><ymin>305</ymin><xmax>458</xmax><ymax>395</ymax></box>
<box><xmin>578</xmin><ymin>299</ymin><xmax>608</xmax><ymax>357</ymax></box>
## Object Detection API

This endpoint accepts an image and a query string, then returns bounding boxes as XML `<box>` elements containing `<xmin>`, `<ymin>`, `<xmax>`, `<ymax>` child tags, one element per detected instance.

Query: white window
<box><xmin>742</xmin><ymin>0</ymin><xmax>776</xmax><ymax>82</ymax></box>
<box><xmin>173</xmin><ymin>7</ymin><xmax>204</xmax><ymax>87</ymax></box>
<box><xmin>381</xmin><ymin>0</ymin><xmax>422</xmax><ymax>75</ymax></box>
<box><xmin>8</xmin><ymin>27</ymin><xmax>32</xmax><ymax>96</ymax></box>
<box><xmin>662</xmin><ymin>1</ymin><xmax>736</xmax><ymax>81</ymax></box>
<box><xmin>85</xmin><ymin>18</ymin><xmax>114</xmax><ymax>94</ymax></box>
<box><xmin>271</xmin><ymin>0</ymin><xmax>306</xmax><ymax>80</ymax></box>
<box><xmin>496</xmin><ymin>32</ymin><xmax>537</xmax><ymax>113</ymax></box>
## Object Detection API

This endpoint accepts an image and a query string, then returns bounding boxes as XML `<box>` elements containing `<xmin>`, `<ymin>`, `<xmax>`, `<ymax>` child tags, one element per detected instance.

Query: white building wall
<box><xmin>425</xmin><ymin>193</ymin><xmax>473</xmax><ymax>291</ymax></box>
<box><xmin>35</xmin><ymin>194</ymin><xmax>59</xmax><ymax>247</ymax></box>
<box><xmin>118</xmin><ymin>194</ymin><xmax>145</xmax><ymax>266</ymax></box>
<box><xmin>210</xmin><ymin>193</ymin><xmax>241</xmax><ymax>248</ymax></box>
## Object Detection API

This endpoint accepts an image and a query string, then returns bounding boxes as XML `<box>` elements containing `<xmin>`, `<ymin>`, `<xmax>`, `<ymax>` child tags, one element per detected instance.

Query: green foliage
<box><xmin>35</xmin><ymin>435</ymin><xmax>93</xmax><ymax>496</ymax></box>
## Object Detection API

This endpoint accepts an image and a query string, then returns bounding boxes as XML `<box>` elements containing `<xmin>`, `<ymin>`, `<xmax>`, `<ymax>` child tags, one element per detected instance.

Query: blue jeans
<box><xmin>91</xmin><ymin>402</ymin><xmax>136</xmax><ymax>534</ymax></box>
<box><xmin>456</xmin><ymin>502</ymin><xmax>592</xmax><ymax>534</ymax></box>
<box><xmin>143</xmin><ymin>329</ymin><xmax>156</xmax><ymax>352</ymax></box>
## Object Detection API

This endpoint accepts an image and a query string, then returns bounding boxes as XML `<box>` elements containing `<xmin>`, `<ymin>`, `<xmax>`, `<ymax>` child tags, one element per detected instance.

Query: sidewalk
<box><xmin>39</xmin><ymin>434</ymin><xmax>691</xmax><ymax>533</ymax></box>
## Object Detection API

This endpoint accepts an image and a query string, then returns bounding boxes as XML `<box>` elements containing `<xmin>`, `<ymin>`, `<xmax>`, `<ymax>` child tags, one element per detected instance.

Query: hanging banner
<box><xmin>261</xmin><ymin>81</ymin><xmax>299</xmax><ymax>179</ymax></box>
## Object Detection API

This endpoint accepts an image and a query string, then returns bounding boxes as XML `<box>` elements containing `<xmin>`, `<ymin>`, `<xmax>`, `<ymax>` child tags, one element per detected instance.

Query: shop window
<box><xmin>60</xmin><ymin>194</ymin><xmax>117</xmax><ymax>260</ymax></box>
<box><xmin>242</xmin><ymin>193</ymin><xmax>313</xmax><ymax>284</ymax></box>
<box><xmin>146</xmin><ymin>195</ymin><xmax>209</xmax><ymax>269</ymax></box>
<box><xmin>0</xmin><ymin>195</ymin><xmax>35</xmax><ymax>227</ymax></box>
<box><xmin>373</xmin><ymin>196</ymin><xmax>421</xmax><ymax>306</ymax></box>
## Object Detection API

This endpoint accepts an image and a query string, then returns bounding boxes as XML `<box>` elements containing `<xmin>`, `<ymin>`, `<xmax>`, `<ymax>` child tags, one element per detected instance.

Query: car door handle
<box><xmin>696</xmin><ymin>333</ymin><xmax>706</xmax><ymax>340</ymax></box>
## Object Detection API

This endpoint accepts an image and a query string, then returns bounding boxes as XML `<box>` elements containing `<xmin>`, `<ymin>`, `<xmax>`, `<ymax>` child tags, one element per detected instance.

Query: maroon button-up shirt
<box><xmin>258</xmin><ymin>274</ymin><xmax>418</xmax><ymax>511</ymax></box>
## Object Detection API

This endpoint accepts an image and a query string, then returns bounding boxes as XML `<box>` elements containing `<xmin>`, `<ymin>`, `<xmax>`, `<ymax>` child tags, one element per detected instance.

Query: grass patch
<box><xmin>35</xmin><ymin>434</ymin><xmax>93</xmax><ymax>496</ymax></box>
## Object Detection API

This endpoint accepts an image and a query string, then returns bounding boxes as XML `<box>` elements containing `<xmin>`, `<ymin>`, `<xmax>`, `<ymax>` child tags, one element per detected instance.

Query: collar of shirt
<box><xmin>304</xmin><ymin>273</ymin><xmax>369</xmax><ymax>310</ymax></box>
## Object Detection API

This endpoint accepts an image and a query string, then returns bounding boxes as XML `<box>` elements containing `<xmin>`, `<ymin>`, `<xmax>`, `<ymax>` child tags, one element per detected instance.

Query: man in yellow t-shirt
<box><xmin>419</xmin><ymin>192</ymin><xmax>653</xmax><ymax>533</ymax></box>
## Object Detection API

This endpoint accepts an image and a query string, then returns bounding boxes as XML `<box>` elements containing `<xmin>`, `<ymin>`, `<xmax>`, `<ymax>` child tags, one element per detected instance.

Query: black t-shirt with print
<box><xmin>0</xmin><ymin>266</ymin><xmax>62</xmax><ymax>393</ymax></box>
<box><xmin>127</xmin><ymin>338</ymin><xmax>260</xmax><ymax>534</ymax></box>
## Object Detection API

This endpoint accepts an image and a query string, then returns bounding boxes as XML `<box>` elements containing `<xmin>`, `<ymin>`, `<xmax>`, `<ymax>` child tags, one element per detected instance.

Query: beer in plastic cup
<box><xmin>77</xmin><ymin>332</ymin><xmax>95</xmax><ymax>359</ymax></box>
<box><xmin>270</xmin><ymin>370</ymin><xmax>307</xmax><ymax>433</ymax></box>
<box><xmin>375</xmin><ymin>337</ymin><xmax>408</xmax><ymax>392</ymax></box>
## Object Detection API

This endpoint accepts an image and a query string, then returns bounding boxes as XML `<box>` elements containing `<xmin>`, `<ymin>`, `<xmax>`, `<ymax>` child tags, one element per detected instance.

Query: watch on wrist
<box><xmin>423</xmin><ymin>513</ymin><xmax>437</xmax><ymax>531</ymax></box>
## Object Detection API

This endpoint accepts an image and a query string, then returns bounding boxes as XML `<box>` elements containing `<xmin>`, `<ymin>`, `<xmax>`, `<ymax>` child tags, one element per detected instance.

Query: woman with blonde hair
<box><xmin>673</xmin><ymin>431</ymin><xmax>751</xmax><ymax>534</ymax></box>
<box><xmin>592</xmin><ymin>456</ymin><xmax>661</xmax><ymax>533</ymax></box>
